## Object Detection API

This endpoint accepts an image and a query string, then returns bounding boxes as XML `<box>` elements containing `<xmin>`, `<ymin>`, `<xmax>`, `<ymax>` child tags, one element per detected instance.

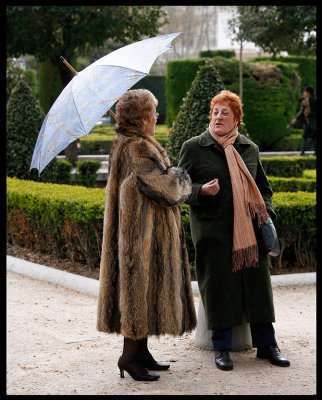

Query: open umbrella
<box><xmin>30</xmin><ymin>32</ymin><xmax>181</xmax><ymax>174</ymax></box>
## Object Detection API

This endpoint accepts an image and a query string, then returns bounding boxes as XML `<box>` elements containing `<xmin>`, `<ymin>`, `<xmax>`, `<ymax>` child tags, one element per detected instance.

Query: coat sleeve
<box><xmin>255</xmin><ymin>146</ymin><xmax>276</xmax><ymax>220</ymax></box>
<box><xmin>128</xmin><ymin>139</ymin><xmax>192</xmax><ymax>207</ymax></box>
<box><xmin>178</xmin><ymin>140</ymin><xmax>203</xmax><ymax>206</ymax></box>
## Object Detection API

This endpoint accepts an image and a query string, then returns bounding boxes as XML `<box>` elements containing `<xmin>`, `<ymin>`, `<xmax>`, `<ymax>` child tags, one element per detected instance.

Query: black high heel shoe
<box><xmin>139</xmin><ymin>351</ymin><xmax>170</xmax><ymax>371</ymax></box>
<box><xmin>138</xmin><ymin>337</ymin><xmax>170</xmax><ymax>371</ymax></box>
<box><xmin>118</xmin><ymin>356</ymin><xmax>160</xmax><ymax>381</ymax></box>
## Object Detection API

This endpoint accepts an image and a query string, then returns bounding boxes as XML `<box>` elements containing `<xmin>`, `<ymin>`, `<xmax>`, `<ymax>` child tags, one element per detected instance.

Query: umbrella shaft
<box><xmin>60</xmin><ymin>56</ymin><xmax>77</xmax><ymax>75</ymax></box>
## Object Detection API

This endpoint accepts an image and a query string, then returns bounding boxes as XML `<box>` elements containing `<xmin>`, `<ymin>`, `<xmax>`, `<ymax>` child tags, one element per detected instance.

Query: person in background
<box><xmin>178</xmin><ymin>90</ymin><xmax>290</xmax><ymax>371</ymax></box>
<box><xmin>291</xmin><ymin>86</ymin><xmax>316</xmax><ymax>156</ymax></box>
<box><xmin>97</xmin><ymin>89</ymin><xmax>196</xmax><ymax>381</ymax></box>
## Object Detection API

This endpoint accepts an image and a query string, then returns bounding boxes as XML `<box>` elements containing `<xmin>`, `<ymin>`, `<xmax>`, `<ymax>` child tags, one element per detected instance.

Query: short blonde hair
<box><xmin>209</xmin><ymin>90</ymin><xmax>243</xmax><ymax>127</ymax></box>
<box><xmin>115</xmin><ymin>89</ymin><xmax>158</xmax><ymax>131</ymax></box>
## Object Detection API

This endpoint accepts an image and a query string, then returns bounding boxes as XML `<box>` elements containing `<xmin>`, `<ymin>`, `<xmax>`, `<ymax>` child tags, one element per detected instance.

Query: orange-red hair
<box><xmin>209</xmin><ymin>90</ymin><xmax>243</xmax><ymax>127</ymax></box>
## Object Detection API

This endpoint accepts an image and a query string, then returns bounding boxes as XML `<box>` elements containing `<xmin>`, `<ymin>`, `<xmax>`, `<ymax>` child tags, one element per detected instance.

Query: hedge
<box><xmin>200</xmin><ymin>49</ymin><xmax>235</xmax><ymax>58</ymax></box>
<box><xmin>7</xmin><ymin>177</ymin><xmax>105</xmax><ymax>267</ymax></box>
<box><xmin>250</xmin><ymin>55</ymin><xmax>316</xmax><ymax>93</ymax></box>
<box><xmin>267</xmin><ymin>176</ymin><xmax>316</xmax><ymax>192</ymax></box>
<box><xmin>166</xmin><ymin>57</ymin><xmax>301</xmax><ymax>149</ymax></box>
<box><xmin>7</xmin><ymin>177</ymin><xmax>316</xmax><ymax>271</ymax></box>
<box><xmin>261</xmin><ymin>155</ymin><xmax>316</xmax><ymax>177</ymax></box>
<box><xmin>272</xmin><ymin>131</ymin><xmax>314</xmax><ymax>152</ymax></box>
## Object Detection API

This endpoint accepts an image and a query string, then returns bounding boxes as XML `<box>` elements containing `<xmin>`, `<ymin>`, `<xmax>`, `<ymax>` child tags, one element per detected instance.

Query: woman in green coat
<box><xmin>178</xmin><ymin>90</ymin><xmax>290</xmax><ymax>371</ymax></box>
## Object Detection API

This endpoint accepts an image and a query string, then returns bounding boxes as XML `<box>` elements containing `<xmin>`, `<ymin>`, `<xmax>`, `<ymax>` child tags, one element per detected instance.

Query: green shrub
<box><xmin>79</xmin><ymin>138</ymin><xmax>114</xmax><ymax>155</ymax></box>
<box><xmin>75</xmin><ymin>160</ymin><xmax>101</xmax><ymax>187</ymax></box>
<box><xmin>272</xmin><ymin>131</ymin><xmax>313</xmax><ymax>152</ymax></box>
<box><xmin>250</xmin><ymin>55</ymin><xmax>316</xmax><ymax>93</ymax></box>
<box><xmin>6</xmin><ymin>78</ymin><xmax>59</xmax><ymax>181</ymax></box>
<box><xmin>272</xmin><ymin>191</ymin><xmax>316</xmax><ymax>268</ymax></box>
<box><xmin>80</xmin><ymin>125</ymin><xmax>169</xmax><ymax>154</ymax></box>
<box><xmin>166</xmin><ymin>60</ymin><xmax>225</xmax><ymax>166</ymax></box>
<box><xmin>55</xmin><ymin>160</ymin><xmax>73</xmax><ymax>184</ymax></box>
<box><xmin>166</xmin><ymin>59</ymin><xmax>204</xmax><ymax>126</ymax></box>
<box><xmin>7</xmin><ymin>177</ymin><xmax>105</xmax><ymax>267</ymax></box>
<box><xmin>268</xmin><ymin>176</ymin><xmax>316</xmax><ymax>192</ymax></box>
<box><xmin>166</xmin><ymin>57</ymin><xmax>301</xmax><ymax>149</ymax></box>
<box><xmin>7</xmin><ymin>178</ymin><xmax>316</xmax><ymax>271</ymax></box>
<box><xmin>302</xmin><ymin>169</ymin><xmax>316</xmax><ymax>179</ymax></box>
<box><xmin>23</xmin><ymin>69</ymin><xmax>38</xmax><ymax>97</ymax></box>
<box><xmin>261</xmin><ymin>156</ymin><xmax>316</xmax><ymax>177</ymax></box>
<box><xmin>200</xmin><ymin>49</ymin><xmax>235</xmax><ymax>58</ymax></box>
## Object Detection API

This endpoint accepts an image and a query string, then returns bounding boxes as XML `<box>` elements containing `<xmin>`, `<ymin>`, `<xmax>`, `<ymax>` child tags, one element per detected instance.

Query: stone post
<box><xmin>195</xmin><ymin>296</ymin><xmax>252</xmax><ymax>351</ymax></box>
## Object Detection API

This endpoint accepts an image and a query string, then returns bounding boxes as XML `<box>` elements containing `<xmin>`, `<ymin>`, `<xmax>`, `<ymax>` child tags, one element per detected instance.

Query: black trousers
<box><xmin>211</xmin><ymin>322</ymin><xmax>277</xmax><ymax>351</ymax></box>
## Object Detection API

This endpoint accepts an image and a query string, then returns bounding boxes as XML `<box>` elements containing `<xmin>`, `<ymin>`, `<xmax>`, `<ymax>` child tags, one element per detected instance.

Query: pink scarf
<box><xmin>208</xmin><ymin>122</ymin><xmax>269</xmax><ymax>271</ymax></box>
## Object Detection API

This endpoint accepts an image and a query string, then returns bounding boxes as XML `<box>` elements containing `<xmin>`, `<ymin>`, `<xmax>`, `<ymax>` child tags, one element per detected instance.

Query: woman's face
<box><xmin>142</xmin><ymin>108</ymin><xmax>158</xmax><ymax>136</ymax></box>
<box><xmin>211</xmin><ymin>101</ymin><xmax>237</xmax><ymax>136</ymax></box>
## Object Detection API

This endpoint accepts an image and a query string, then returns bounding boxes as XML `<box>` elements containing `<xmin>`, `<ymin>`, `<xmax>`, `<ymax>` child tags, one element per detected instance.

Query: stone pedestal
<box><xmin>195</xmin><ymin>296</ymin><xmax>252</xmax><ymax>351</ymax></box>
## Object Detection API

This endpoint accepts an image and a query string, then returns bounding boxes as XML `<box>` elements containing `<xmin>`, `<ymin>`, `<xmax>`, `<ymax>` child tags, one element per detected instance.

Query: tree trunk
<box><xmin>239</xmin><ymin>40</ymin><xmax>243</xmax><ymax>102</ymax></box>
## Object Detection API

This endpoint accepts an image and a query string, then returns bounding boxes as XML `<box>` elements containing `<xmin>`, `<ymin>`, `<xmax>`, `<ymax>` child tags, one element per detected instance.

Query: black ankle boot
<box><xmin>138</xmin><ymin>338</ymin><xmax>170</xmax><ymax>371</ymax></box>
<box><xmin>215</xmin><ymin>351</ymin><xmax>233</xmax><ymax>371</ymax></box>
<box><xmin>119</xmin><ymin>337</ymin><xmax>160</xmax><ymax>381</ymax></box>
<box><xmin>118</xmin><ymin>356</ymin><xmax>160</xmax><ymax>381</ymax></box>
<box><xmin>257</xmin><ymin>345</ymin><xmax>290</xmax><ymax>367</ymax></box>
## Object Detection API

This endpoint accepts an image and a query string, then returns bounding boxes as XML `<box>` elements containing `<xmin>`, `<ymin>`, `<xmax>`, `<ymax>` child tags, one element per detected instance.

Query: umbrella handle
<box><xmin>60</xmin><ymin>56</ymin><xmax>78</xmax><ymax>75</ymax></box>
<box><xmin>108</xmin><ymin>110</ymin><xmax>116</xmax><ymax>119</ymax></box>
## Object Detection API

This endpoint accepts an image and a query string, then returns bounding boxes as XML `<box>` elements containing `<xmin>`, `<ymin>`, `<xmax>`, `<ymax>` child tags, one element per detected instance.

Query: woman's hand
<box><xmin>199</xmin><ymin>178</ymin><xmax>220</xmax><ymax>196</ymax></box>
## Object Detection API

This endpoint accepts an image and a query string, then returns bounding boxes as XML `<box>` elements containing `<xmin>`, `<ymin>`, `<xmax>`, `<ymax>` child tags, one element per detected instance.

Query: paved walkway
<box><xmin>7</xmin><ymin>257</ymin><xmax>316</xmax><ymax>395</ymax></box>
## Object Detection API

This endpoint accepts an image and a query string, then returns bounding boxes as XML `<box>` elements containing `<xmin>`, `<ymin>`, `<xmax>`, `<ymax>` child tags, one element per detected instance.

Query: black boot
<box><xmin>118</xmin><ymin>337</ymin><xmax>160</xmax><ymax>381</ymax></box>
<box><xmin>138</xmin><ymin>338</ymin><xmax>170</xmax><ymax>371</ymax></box>
<box><xmin>257</xmin><ymin>345</ymin><xmax>290</xmax><ymax>367</ymax></box>
<box><xmin>215</xmin><ymin>351</ymin><xmax>233</xmax><ymax>371</ymax></box>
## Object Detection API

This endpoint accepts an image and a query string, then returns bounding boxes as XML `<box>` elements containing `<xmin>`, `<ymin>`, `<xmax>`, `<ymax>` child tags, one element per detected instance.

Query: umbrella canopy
<box><xmin>30</xmin><ymin>32</ymin><xmax>181</xmax><ymax>174</ymax></box>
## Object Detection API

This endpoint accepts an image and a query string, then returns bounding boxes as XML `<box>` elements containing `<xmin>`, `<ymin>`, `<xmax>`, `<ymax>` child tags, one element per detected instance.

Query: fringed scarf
<box><xmin>208</xmin><ymin>123</ymin><xmax>269</xmax><ymax>272</ymax></box>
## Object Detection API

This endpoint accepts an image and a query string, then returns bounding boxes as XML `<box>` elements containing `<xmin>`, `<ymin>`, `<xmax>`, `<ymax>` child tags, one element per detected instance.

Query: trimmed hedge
<box><xmin>7</xmin><ymin>177</ymin><xmax>316</xmax><ymax>271</ymax></box>
<box><xmin>166</xmin><ymin>57</ymin><xmax>301</xmax><ymax>150</ymax></box>
<box><xmin>268</xmin><ymin>176</ymin><xmax>316</xmax><ymax>192</ymax></box>
<box><xmin>261</xmin><ymin>155</ymin><xmax>316</xmax><ymax>177</ymax></box>
<box><xmin>200</xmin><ymin>49</ymin><xmax>235</xmax><ymax>58</ymax></box>
<box><xmin>272</xmin><ymin>131</ymin><xmax>314</xmax><ymax>152</ymax></box>
<box><xmin>250</xmin><ymin>55</ymin><xmax>316</xmax><ymax>93</ymax></box>
<box><xmin>7</xmin><ymin>177</ymin><xmax>105</xmax><ymax>267</ymax></box>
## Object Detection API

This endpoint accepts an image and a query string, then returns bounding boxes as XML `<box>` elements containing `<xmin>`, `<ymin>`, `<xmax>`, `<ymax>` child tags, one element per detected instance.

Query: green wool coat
<box><xmin>178</xmin><ymin>129</ymin><xmax>276</xmax><ymax>330</ymax></box>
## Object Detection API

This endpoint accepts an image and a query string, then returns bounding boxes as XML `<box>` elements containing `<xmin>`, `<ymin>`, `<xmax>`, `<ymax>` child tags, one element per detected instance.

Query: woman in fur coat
<box><xmin>97</xmin><ymin>89</ymin><xmax>196</xmax><ymax>381</ymax></box>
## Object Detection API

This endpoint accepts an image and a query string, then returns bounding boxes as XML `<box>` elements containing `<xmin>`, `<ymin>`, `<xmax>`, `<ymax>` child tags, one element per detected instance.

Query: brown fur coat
<box><xmin>96</xmin><ymin>129</ymin><xmax>197</xmax><ymax>340</ymax></box>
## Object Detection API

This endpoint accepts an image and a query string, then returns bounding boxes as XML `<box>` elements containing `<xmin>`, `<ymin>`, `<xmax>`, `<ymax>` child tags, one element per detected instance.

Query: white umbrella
<box><xmin>30</xmin><ymin>32</ymin><xmax>181</xmax><ymax>174</ymax></box>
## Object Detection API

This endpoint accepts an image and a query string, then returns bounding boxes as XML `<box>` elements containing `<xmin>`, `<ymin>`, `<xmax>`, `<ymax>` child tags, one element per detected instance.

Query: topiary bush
<box><xmin>75</xmin><ymin>160</ymin><xmax>101</xmax><ymax>187</ymax></box>
<box><xmin>165</xmin><ymin>59</ymin><xmax>225</xmax><ymax>166</ymax></box>
<box><xmin>6</xmin><ymin>78</ymin><xmax>58</xmax><ymax>181</ymax></box>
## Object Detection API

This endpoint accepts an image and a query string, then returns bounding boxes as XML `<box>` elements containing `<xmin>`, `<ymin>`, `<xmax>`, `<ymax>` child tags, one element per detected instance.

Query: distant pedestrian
<box><xmin>291</xmin><ymin>86</ymin><xmax>316</xmax><ymax>155</ymax></box>
<box><xmin>96</xmin><ymin>89</ymin><xmax>196</xmax><ymax>381</ymax></box>
<box><xmin>178</xmin><ymin>90</ymin><xmax>290</xmax><ymax>371</ymax></box>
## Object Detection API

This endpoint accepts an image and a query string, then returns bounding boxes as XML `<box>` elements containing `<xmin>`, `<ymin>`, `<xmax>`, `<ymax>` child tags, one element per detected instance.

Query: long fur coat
<box><xmin>96</xmin><ymin>129</ymin><xmax>197</xmax><ymax>340</ymax></box>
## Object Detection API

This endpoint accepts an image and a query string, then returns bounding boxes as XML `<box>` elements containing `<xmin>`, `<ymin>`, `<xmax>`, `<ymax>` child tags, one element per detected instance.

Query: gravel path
<box><xmin>7</xmin><ymin>270</ymin><xmax>316</xmax><ymax>395</ymax></box>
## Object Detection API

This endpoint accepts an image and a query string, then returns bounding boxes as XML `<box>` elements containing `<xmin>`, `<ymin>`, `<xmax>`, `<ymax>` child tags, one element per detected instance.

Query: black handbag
<box><xmin>253</xmin><ymin>217</ymin><xmax>280</xmax><ymax>257</ymax></box>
